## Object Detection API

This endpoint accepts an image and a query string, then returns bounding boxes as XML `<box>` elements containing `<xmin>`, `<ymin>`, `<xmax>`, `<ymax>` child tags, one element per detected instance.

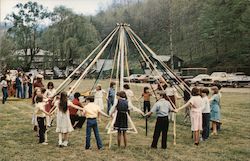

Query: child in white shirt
<box><xmin>34</xmin><ymin>94</ymin><xmax>51</xmax><ymax>145</ymax></box>
<box><xmin>93</xmin><ymin>84</ymin><xmax>107</xmax><ymax>111</ymax></box>
<box><xmin>201</xmin><ymin>88</ymin><xmax>210</xmax><ymax>141</ymax></box>
<box><xmin>1</xmin><ymin>76</ymin><xmax>8</xmax><ymax>104</ymax></box>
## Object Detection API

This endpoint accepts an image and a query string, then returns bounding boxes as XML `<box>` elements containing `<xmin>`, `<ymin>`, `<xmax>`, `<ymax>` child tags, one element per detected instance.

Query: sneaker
<box><xmin>41</xmin><ymin>142</ymin><xmax>48</xmax><ymax>145</ymax></box>
<box><xmin>62</xmin><ymin>141</ymin><xmax>68</xmax><ymax>147</ymax></box>
<box><xmin>211</xmin><ymin>132</ymin><xmax>218</xmax><ymax>136</ymax></box>
<box><xmin>33</xmin><ymin>126</ymin><xmax>38</xmax><ymax>132</ymax></box>
<box><xmin>58</xmin><ymin>141</ymin><xmax>63</xmax><ymax>147</ymax></box>
<box><xmin>98</xmin><ymin>147</ymin><xmax>104</xmax><ymax>150</ymax></box>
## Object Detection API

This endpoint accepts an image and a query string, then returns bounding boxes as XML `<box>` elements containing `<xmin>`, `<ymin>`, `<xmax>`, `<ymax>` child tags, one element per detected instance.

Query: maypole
<box><xmin>67</xmin><ymin>26</ymin><xmax>120</xmax><ymax>95</ymax></box>
<box><xmin>54</xmin><ymin>27</ymin><xmax>119</xmax><ymax>95</ymax></box>
<box><xmin>119</xmin><ymin>26</ymin><xmax>125</xmax><ymax>91</ymax></box>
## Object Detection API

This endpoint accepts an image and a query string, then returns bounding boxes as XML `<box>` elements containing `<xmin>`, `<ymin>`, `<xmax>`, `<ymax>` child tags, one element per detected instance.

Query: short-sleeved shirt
<box><xmin>6</xmin><ymin>74</ymin><xmax>11</xmax><ymax>81</ymax></box>
<box><xmin>165</xmin><ymin>87</ymin><xmax>177</xmax><ymax>96</ymax></box>
<box><xmin>69</xmin><ymin>98</ymin><xmax>81</xmax><ymax>115</ymax></box>
<box><xmin>124</xmin><ymin>89</ymin><xmax>134</xmax><ymax>102</ymax></box>
<box><xmin>45</xmin><ymin>89</ymin><xmax>56</xmax><ymax>98</ymax></box>
<box><xmin>35</xmin><ymin>102</ymin><xmax>46</xmax><ymax>117</ymax></box>
<box><xmin>202</xmin><ymin>96</ymin><xmax>210</xmax><ymax>113</ymax></box>
<box><xmin>84</xmin><ymin>102</ymin><xmax>101</xmax><ymax>118</ymax></box>
<box><xmin>142</xmin><ymin>92</ymin><xmax>151</xmax><ymax>101</ymax></box>
<box><xmin>1</xmin><ymin>80</ymin><xmax>8</xmax><ymax>87</ymax></box>
<box><xmin>188</xmin><ymin>96</ymin><xmax>203</xmax><ymax>113</ymax></box>
<box><xmin>108</xmin><ymin>87</ymin><xmax>116</xmax><ymax>98</ymax></box>
<box><xmin>33</xmin><ymin>81</ymin><xmax>44</xmax><ymax>88</ymax></box>
<box><xmin>94</xmin><ymin>90</ymin><xmax>105</xmax><ymax>98</ymax></box>
<box><xmin>150</xmin><ymin>98</ymin><xmax>173</xmax><ymax>117</ymax></box>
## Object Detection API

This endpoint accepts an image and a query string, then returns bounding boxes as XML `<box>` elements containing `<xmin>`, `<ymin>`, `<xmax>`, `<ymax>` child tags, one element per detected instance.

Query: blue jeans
<box><xmin>16</xmin><ymin>86</ymin><xmax>23</xmax><ymax>98</ymax></box>
<box><xmin>23</xmin><ymin>85</ymin><xmax>26</xmax><ymax>98</ymax></box>
<box><xmin>202</xmin><ymin>113</ymin><xmax>210</xmax><ymax>140</ymax></box>
<box><xmin>107</xmin><ymin>97</ymin><xmax>114</xmax><ymax>114</ymax></box>
<box><xmin>2</xmin><ymin>87</ymin><xmax>8</xmax><ymax>104</ymax></box>
<box><xmin>28</xmin><ymin>83</ymin><xmax>32</xmax><ymax>98</ymax></box>
<box><xmin>85</xmin><ymin>118</ymin><xmax>103</xmax><ymax>149</ymax></box>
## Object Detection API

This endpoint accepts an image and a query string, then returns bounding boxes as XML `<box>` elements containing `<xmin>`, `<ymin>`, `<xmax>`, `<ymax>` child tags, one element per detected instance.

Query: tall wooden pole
<box><xmin>169</xmin><ymin>0</ymin><xmax>174</xmax><ymax>70</ymax></box>
<box><xmin>169</xmin><ymin>0</ymin><xmax>176</xmax><ymax>145</ymax></box>
<box><xmin>0</xmin><ymin>0</ymin><xmax>2</xmax><ymax>23</ymax></box>
<box><xmin>119</xmin><ymin>26</ymin><xmax>125</xmax><ymax>91</ymax></box>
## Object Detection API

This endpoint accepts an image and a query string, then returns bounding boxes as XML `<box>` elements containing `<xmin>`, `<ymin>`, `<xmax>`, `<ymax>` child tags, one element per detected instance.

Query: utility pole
<box><xmin>52</xmin><ymin>36</ymin><xmax>55</xmax><ymax>70</ymax></box>
<box><xmin>169</xmin><ymin>0</ymin><xmax>174</xmax><ymax>70</ymax></box>
<box><xmin>0</xmin><ymin>0</ymin><xmax>2</xmax><ymax>23</ymax></box>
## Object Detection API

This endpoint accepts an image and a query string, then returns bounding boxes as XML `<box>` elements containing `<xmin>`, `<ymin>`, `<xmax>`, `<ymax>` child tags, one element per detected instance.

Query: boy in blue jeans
<box><xmin>83</xmin><ymin>96</ymin><xmax>109</xmax><ymax>150</ymax></box>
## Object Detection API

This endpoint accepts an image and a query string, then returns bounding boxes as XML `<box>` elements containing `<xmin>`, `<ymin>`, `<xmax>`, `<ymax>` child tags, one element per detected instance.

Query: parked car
<box><xmin>44</xmin><ymin>70</ymin><xmax>54</xmax><ymax>80</ymax></box>
<box><xmin>185</xmin><ymin>74</ymin><xmax>210</xmax><ymax>84</ymax></box>
<box><xmin>200</xmin><ymin>72</ymin><xmax>229</xmax><ymax>86</ymax></box>
<box><xmin>124</xmin><ymin>74</ymin><xmax>142</xmax><ymax>83</ymax></box>
<box><xmin>227</xmin><ymin>72</ymin><xmax>250</xmax><ymax>88</ymax></box>
<box><xmin>147</xmin><ymin>75</ymin><xmax>161</xmax><ymax>84</ymax></box>
<box><xmin>53</xmin><ymin>66</ymin><xmax>65</xmax><ymax>79</ymax></box>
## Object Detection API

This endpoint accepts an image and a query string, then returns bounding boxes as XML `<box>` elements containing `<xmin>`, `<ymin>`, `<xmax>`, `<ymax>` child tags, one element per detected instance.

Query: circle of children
<box><xmin>1</xmin><ymin>71</ymin><xmax>222</xmax><ymax>149</ymax></box>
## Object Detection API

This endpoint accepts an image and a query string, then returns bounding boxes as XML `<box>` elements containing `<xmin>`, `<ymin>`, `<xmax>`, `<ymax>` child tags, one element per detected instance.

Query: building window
<box><xmin>178</xmin><ymin>61</ymin><xmax>181</xmax><ymax>67</ymax></box>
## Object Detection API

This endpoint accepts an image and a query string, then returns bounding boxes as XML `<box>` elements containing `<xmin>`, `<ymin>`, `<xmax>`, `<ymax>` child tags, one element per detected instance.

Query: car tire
<box><xmin>233</xmin><ymin>82</ymin><xmax>239</xmax><ymax>88</ymax></box>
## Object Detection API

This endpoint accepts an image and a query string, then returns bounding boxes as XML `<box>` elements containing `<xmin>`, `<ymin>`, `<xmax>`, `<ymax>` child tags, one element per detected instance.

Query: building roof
<box><xmin>155</xmin><ymin>55</ymin><xmax>171</xmax><ymax>62</ymax></box>
<box><xmin>13</xmin><ymin>49</ymin><xmax>53</xmax><ymax>56</ymax></box>
<box><xmin>153</xmin><ymin>55</ymin><xmax>183</xmax><ymax>62</ymax></box>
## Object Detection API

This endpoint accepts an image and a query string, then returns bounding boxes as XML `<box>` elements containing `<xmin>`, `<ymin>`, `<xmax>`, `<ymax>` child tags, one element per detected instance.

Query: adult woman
<box><xmin>210</xmin><ymin>86</ymin><xmax>221</xmax><ymax>135</ymax></box>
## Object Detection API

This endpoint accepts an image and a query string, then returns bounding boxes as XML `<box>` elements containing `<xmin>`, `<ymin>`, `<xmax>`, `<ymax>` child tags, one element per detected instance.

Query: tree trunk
<box><xmin>189</xmin><ymin>47</ymin><xmax>193</xmax><ymax>65</ymax></box>
<box><xmin>215</xmin><ymin>40</ymin><xmax>219</xmax><ymax>63</ymax></box>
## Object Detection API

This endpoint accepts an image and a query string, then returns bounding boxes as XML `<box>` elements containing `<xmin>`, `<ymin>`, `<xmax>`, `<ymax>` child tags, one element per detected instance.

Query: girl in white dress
<box><xmin>44</xmin><ymin>82</ymin><xmax>56</xmax><ymax>126</ymax></box>
<box><xmin>93</xmin><ymin>84</ymin><xmax>107</xmax><ymax>111</ymax></box>
<box><xmin>123</xmin><ymin>84</ymin><xmax>134</xmax><ymax>103</ymax></box>
<box><xmin>165</xmin><ymin>84</ymin><xmax>181</xmax><ymax>121</ymax></box>
<box><xmin>50</xmin><ymin>92</ymin><xmax>84</xmax><ymax>147</ymax></box>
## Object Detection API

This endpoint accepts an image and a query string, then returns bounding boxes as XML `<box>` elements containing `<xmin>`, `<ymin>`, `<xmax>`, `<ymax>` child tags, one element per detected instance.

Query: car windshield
<box><xmin>211</xmin><ymin>73</ymin><xmax>226</xmax><ymax>77</ymax></box>
<box><xmin>195</xmin><ymin>74</ymin><xmax>207</xmax><ymax>78</ymax></box>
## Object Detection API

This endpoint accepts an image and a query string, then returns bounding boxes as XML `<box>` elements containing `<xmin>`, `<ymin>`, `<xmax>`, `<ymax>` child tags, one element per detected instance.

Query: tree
<box><xmin>199</xmin><ymin>0</ymin><xmax>250</xmax><ymax>71</ymax></box>
<box><xmin>40</xmin><ymin>6</ymin><xmax>100</xmax><ymax>67</ymax></box>
<box><xmin>92</xmin><ymin>0</ymin><xmax>250</xmax><ymax>74</ymax></box>
<box><xmin>0</xmin><ymin>35</ymin><xmax>17</xmax><ymax>70</ymax></box>
<box><xmin>5</xmin><ymin>1</ymin><xmax>51</xmax><ymax>71</ymax></box>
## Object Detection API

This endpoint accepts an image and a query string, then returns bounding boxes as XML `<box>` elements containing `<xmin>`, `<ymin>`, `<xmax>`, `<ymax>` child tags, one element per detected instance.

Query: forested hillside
<box><xmin>0</xmin><ymin>0</ymin><xmax>249</xmax><ymax>74</ymax></box>
<box><xmin>92</xmin><ymin>0</ymin><xmax>250</xmax><ymax>74</ymax></box>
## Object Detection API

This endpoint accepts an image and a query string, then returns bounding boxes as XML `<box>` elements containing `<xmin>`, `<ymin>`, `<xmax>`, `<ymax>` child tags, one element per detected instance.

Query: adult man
<box><xmin>145</xmin><ymin>92</ymin><xmax>177</xmax><ymax>149</ymax></box>
<box><xmin>33</xmin><ymin>74</ymin><xmax>44</xmax><ymax>89</ymax></box>
<box><xmin>15</xmin><ymin>73</ymin><xmax>23</xmax><ymax>98</ymax></box>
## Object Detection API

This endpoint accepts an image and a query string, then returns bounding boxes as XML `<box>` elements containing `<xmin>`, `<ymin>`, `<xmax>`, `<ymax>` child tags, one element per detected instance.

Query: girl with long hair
<box><xmin>50</xmin><ymin>92</ymin><xmax>84</xmax><ymax>147</ymax></box>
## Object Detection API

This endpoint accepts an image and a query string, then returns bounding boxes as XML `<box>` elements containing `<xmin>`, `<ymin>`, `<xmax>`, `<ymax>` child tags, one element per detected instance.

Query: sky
<box><xmin>0</xmin><ymin>0</ymin><xmax>112</xmax><ymax>22</ymax></box>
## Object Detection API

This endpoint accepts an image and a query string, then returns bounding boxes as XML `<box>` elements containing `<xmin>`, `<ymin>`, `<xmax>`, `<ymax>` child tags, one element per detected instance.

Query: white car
<box><xmin>227</xmin><ymin>72</ymin><xmax>250</xmax><ymax>87</ymax></box>
<box><xmin>123</xmin><ymin>74</ymin><xmax>142</xmax><ymax>83</ymax></box>
<box><xmin>185</xmin><ymin>74</ymin><xmax>210</xmax><ymax>84</ymax></box>
<box><xmin>200</xmin><ymin>72</ymin><xmax>229</xmax><ymax>86</ymax></box>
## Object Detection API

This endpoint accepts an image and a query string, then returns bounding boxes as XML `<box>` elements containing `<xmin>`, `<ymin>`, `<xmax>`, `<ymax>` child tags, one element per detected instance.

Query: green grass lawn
<box><xmin>0</xmin><ymin>79</ymin><xmax>250</xmax><ymax>161</ymax></box>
